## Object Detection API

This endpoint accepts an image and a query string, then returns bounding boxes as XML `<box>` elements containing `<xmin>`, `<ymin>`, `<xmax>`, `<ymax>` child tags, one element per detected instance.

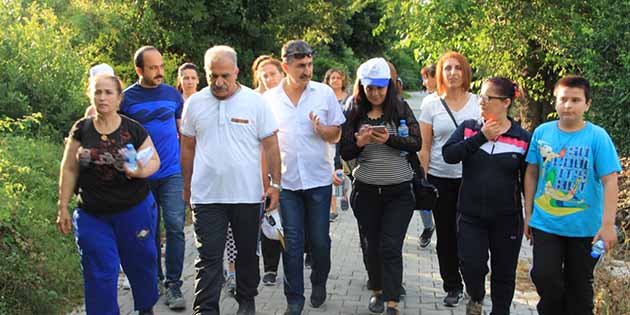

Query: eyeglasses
<box><xmin>479</xmin><ymin>94</ymin><xmax>508</xmax><ymax>103</ymax></box>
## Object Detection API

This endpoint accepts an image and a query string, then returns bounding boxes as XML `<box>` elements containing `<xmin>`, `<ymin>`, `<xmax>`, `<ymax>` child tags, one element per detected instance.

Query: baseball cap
<box><xmin>281</xmin><ymin>40</ymin><xmax>313</xmax><ymax>59</ymax></box>
<box><xmin>357</xmin><ymin>57</ymin><xmax>391</xmax><ymax>87</ymax></box>
<box><xmin>89</xmin><ymin>63</ymin><xmax>115</xmax><ymax>78</ymax></box>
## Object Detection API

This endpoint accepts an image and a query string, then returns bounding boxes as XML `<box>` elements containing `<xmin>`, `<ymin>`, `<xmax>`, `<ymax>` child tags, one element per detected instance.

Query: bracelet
<box><xmin>270</xmin><ymin>182</ymin><xmax>282</xmax><ymax>192</ymax></box>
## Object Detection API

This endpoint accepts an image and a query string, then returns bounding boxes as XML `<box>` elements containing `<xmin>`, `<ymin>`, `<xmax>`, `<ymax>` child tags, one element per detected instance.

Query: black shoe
<box><xmin>304</xmin><ymin>254</ymin><xmax>312</xmax><ymax>269</ymax></box>
<box><xmin>420</xmin><ymin>227</ymin><xmax>434</xmax><ymax>248</ymax></box>
<box><xmin>310</xmin><ymin>284</ymin><xmax>326</xmax><ymax>308</ymax></box>
<box><xmin>385</xmin><ymin>306</ymin><xmax>400</xmax><ymax>315</ymax></box>
<box><xmin>443</xmin><ymin>289</ymin><xmax>463</xmax><ymax>307</ymax></box>
<box><xmin>284</xmin><ymin>303</ymin><xmax>303</xmax><ymax>315</ymax></box>
<box><xmin>138</xmin><ymin>308</ymin><xmax>154</xmax><ymax>315</ymax></box>
<box><xmin>368</xmin><ymin>294</ymin><xmax>384</xmax><ymax>313</ymax></box>
<box><xmin>262</xmin><ymin>271</ymin><xmax>277</xmax><ymax>286</ymax></box>
<box><xmin>236</xmin><ymin>300</ymin><xmax>256</xmax><ymax>315</ymax></box>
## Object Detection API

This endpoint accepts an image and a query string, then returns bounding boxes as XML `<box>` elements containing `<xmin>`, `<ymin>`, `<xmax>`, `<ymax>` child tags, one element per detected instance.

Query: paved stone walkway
<box><xmin>70</xmin><ymin>206</ymin><xmax>539</xmax><ymax>315</ymax></box>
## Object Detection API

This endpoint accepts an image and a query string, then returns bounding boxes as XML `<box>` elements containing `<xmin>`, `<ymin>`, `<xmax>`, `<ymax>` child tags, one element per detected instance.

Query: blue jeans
<box><xmin>150</xmin><ymin>173</ymin><xmax>186</xmax><ymax>288</ymax></box>
<box><xmin>73</xmin><ymin>193</ymin><xmax>159</xmax><ymax>314</ymax></box>
<box><xmin>280</xmin><ymin>185</ymin><xmax>332</xmax><ymax>306</ymax></box>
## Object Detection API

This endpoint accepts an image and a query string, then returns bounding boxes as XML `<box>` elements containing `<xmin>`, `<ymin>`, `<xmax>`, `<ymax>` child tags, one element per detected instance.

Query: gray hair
<box><xmin>204</xmin><ymin>45</ymin><xmax>238</xmax><ymax>69</ymax></box>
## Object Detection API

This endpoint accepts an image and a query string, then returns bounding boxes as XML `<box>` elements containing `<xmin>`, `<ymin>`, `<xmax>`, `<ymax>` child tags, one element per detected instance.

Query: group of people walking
<box><xmin>57</xmin><ymin>39</ymin><xmax>621</xmax><ymax>315</ymax></box>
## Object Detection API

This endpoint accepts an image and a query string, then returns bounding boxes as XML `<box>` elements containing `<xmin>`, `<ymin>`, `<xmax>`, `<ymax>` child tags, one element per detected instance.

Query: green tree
<box><xmin>382</xmin><ymin>0</ymin><xmax>629</xmax><ymax>153</ymax></box>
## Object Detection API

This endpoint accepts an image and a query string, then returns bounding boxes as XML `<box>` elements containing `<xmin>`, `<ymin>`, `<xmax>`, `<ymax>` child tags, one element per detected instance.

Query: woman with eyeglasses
<box><xmin>418</xmin><ymin>51</ymin><xmax>480</xmax><ymax>307</ymax></box>
<box><xmin>442</xmin><ymin>77</ymin><xmax>530</xmax><ymax>315</ymax></box>
<box><xmin>341</xmin><ymin>58</ymin><xmax>420</xmax><ymax>315</ymax></box>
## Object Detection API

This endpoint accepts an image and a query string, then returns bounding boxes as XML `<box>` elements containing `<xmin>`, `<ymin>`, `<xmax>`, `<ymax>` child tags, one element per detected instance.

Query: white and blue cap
<box><xmin>89</xmin><ymin>63</ymin><xmax>115</xmax><ymax>78</ymax></box>
<box><xmin>357</xmin><ymin>57</ymin><xmax>391</xmax><ymax>87</ymax></box>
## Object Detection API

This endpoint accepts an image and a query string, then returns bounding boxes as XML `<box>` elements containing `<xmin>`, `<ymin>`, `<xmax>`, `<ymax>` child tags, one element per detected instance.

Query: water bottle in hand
<box><xmin>591</xmin><ymin>239</ymin><xmax>605</xmax><ymax>268</ymax></box>
<box><xmin>124</xmin><ymin>143</ymin><xmax>138</xmax><ymax>172</ymax></box>
<box><xmin>398</xmin><ymin>120</ymin><xmax>409</xmax><ymax>157</ymax></box>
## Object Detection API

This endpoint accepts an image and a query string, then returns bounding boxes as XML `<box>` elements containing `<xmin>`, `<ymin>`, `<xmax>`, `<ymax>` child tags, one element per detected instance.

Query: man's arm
<box><xmin>180</xmin><ymin>135</ymin><xmax>196</xmax><ymax>209</ymax></box>
<box><xmin>596</xmin><ymin>172</ymin><xmax>619</xmax><ymax>250</ymax></box>
<box><xmin>261</xmin><ymin>132</ymin><xmax>281</xmax><ymax>211</ymax></box>
<box><xmin>316</xmin><ymin>125</ymin><xmax>342</xmax><ymax>143</ymax></box>
<box><xmin>523</xmin><ymin>163</ymin><xmax>539</xmax><ymax>242</ymax></box>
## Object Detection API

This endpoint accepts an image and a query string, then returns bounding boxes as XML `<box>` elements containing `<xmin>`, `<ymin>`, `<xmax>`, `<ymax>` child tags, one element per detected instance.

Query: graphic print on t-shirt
<box><xmin>77</xmin><ymin>129</ymin><xmax>132</xmax><ymax>181</ymax></box>
<box><xmin>535</xmin><ymin>140</ymin><xmax>589</xmax><ymax>216</ymax></box>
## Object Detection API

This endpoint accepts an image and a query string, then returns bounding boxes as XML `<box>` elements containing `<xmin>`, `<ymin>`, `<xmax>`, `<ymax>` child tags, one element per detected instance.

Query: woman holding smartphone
<box><xmin>340</xmin><ymin>58</ymin><xmax>420</xmax><ymax>315</ymax></box>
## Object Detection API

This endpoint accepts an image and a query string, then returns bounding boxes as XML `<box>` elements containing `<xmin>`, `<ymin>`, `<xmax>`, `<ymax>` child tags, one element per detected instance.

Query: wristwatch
<box><xmin>270</xmin><ymin>182</ymin><xmax>282</xmax><ymax>192</ymax></box>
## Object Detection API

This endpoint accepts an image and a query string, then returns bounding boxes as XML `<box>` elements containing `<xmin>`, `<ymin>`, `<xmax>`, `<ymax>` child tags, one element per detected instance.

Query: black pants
<box><xmin>427</xmin><ymin>174</ymin><xmax>463</xmax><ymax>293</ymax></box>
<box><xmin>350</xmin><ymin>193</ymin><xmax>370</xmax><ymax>279</ymax></box>
<box><xmin>531</xmin><ymin>228</ymin><xmax>597</xmax><ymax>315</ymax></box>
<box><xmin>458</xmin><ymin>214</ymin><xmax>523</xmax><ymax>314</ymax></box>
<box><xmin>352</xmin><ymin>180</ymin><xmax>415</xmax><ymax>302</ymax></box>
<box><xmin>191</xmin><ymin>203</ymin><xmax>261</xmax><ymax>315</ymax></box>
<box><xmin>261</xmin><ymin>232</ymin><xmax>282</xmax><ymax>273</ymax></box>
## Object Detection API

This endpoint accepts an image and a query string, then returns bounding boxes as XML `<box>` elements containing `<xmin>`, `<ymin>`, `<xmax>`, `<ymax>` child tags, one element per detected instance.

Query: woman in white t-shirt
<box><xmin>418</xmin><ymin>51</ymin><xmax>480</xmax><ymax>307</ymax></box>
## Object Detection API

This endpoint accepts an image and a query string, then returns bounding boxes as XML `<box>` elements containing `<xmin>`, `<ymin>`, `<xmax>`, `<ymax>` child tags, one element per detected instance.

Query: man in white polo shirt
<box><xmin>180</xmin><ymin>45</ymin><xmax>281</xmax><ymax>315</ymax></box>
<box><xmin>263</xmin><ymin>40</ymin><xmax>346</xmax><ymax>315</ymax></box>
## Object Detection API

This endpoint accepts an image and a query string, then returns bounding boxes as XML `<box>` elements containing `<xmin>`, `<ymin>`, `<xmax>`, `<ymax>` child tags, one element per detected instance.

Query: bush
<box><xmin>0</xmin><ymin>118</ymin><xmax>82</xmax><ymax>314</ymax></box>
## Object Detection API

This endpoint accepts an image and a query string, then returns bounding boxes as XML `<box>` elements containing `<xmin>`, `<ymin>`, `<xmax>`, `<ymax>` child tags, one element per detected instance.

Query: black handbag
<box><xmin>407</xmin><ymin>153</ymin><xmax>439</xmax><ymax>211</ymax></box>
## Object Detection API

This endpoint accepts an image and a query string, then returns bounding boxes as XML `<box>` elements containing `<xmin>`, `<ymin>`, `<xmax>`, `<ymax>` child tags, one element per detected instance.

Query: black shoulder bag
<box><xmin>439</xmin><ymin>97</ymin><xmax>459</xmax><ymax>128</ymax></box>
<box><xmin>407</xmin><ymin>153</ymin><xmax>438</xmax><ymax>211</ymax></box>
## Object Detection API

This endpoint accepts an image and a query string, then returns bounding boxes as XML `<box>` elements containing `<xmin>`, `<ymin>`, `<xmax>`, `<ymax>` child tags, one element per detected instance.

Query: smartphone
<box><xmin>371</xmin><ymin>125</ymin><xmax>387</xmax><ymax>133</ymax></box>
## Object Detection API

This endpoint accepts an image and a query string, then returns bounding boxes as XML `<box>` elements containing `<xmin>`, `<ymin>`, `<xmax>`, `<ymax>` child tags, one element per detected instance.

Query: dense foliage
<box><xmin>382</xmin><ymin>0</ymin><xmax>629</xmax><ymax>154</ymax></box>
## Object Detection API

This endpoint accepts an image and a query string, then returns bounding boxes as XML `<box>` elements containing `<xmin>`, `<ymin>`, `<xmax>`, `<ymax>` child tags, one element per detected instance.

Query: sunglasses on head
<box><xmin>285</xmin><ymin>52</ymin><xmax>313</xmax><ymax>59</ymax></box>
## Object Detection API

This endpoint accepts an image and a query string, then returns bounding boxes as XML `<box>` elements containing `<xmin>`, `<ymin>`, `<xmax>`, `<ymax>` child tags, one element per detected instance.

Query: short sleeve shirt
<box><xmin>120</xmin><ymin>83</ymin><xmax>184</xmax><ymax>180</ymax></box>
<box><xmin>264</xmin><ymin>80</ymin><xmax>346</xmax><ymax>190</ymax></box>
<box><xmin>525</xmin><ymin>121</ymin><xmax>622</xmax><ymax>237</ymax></box>
<box><xmin>180</xmin><ymin>86</ymin><xmax>278</xmax><ymax>204</ymax></box>
<box><xmin>419</xmin><ymin>93</ymin><xmax>480</xmax><ymax>178</ymax></box>
<box><xmin>70</xmin><ymin>115</ymin><xmax>150</xmax><ymax>214</ymax></box>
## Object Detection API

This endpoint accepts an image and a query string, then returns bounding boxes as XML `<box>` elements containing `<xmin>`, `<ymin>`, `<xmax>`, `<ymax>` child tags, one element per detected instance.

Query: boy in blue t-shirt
<box><xmin>523</xmin><ymin>75</ymin><xmax>621</xmax><ymax>315</ymax></box>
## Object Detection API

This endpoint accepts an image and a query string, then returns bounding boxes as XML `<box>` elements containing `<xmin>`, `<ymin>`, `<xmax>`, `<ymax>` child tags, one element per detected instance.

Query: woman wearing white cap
<box><xmin>340</xmin><ymin>57</ymin><xmax>420</xmax><ymax>315</ymax></box>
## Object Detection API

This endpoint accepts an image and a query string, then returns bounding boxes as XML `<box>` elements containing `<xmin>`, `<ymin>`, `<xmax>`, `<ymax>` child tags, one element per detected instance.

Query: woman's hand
<box><xmin>355</xmin><ymin>125</ymin><xmax>372</xmax><ymax>147</ymax></box>
<box><xmin>124</xmin><ymin>159</ymin><xmax>146</xmax><ymax>179</ymax></box>
<box><xmin>332</xmin><ymin>169</ymin><xmax>343</xmax><ymax>186</ymax></box>
<box><xmin>56</xmin><ymin>207</ymin><xmax>72</xmax><ymax>235</ymax></box>
<box><xmin>481</xmin><ymin>120</ymin><xmax>503</xmax><ymax>141</ymax></box>
<box><xmin>370</xmin><ymin>127</ymin><xmax>390</xmax><ymax>144</ymax></box>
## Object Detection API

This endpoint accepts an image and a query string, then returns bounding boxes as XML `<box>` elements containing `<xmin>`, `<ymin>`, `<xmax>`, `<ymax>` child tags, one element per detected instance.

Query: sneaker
<box><xmin>329</xmin><ymin>212</ymin><xmax>339</xmax><ymax>222</ymax></box>
<box><xmin>466</xmin><ymin>300</ymin><xmax>483</xmax><ymax>315</ymax></box>
<box><xmin>443</xmin><ymin>289</ymin><xmax>463</xmax><ymax>307</ymax></box>
<box><xmin>368</xmin><ymin>293</ymin><xmax>384</xmax><ymax>313</ymax></box>
<box><xmin>225</xmin><ymin>274</ymin><xmax>237</xmax><ymax>297</ymax></box>
<box><xmin>165</xmin><ymin>284</ymin><xmax>186</xmax><ymax>310</ymax></box>
<box><xmin>262</xmin><ymin>272</ymin><xmax>277</xmax><ymax>286</ymax></box>
<box><xmin>340</xmin><ymin>196</ymin><xmax>349</xmax><ymax>211</ymax></box>
<box><xmin>138</xmin><ymin>308</ymin><xmax>154</xmax><ymax>315</ymax></box>
<box><xmin>304</xmin><ymin>254</ymin><xmax>312</xmax><ymax>269</ymax></box>
<box><xmin>419</xmin><ymin>227</ymin><xmax>434</xmax><ymax>248</ymax></box>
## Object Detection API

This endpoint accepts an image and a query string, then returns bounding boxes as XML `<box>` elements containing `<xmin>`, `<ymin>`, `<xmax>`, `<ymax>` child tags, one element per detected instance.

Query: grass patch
<box><xmin>0</xmin><ymin>135</ymin><xmax>83</xmax><ymax>314</ymax></box>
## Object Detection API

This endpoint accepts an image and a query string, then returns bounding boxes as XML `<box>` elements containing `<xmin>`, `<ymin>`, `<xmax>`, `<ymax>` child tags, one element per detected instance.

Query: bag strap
<box><xmin>439</xmin><ymin>98</ymin><xmax>458</xmax><ymax>128</ymax></box>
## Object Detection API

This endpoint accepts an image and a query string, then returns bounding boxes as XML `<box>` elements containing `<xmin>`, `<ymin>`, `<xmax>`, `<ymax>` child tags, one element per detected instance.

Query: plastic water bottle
<box><xmin>335</xmin><ymin>170</ymin><xmax>344</xmax><ymax>211</ymax></box>
<box><xmin>591</xmin><ymin>240</ymin><xmax>605</xmax><ymax>259</ymax></box>
<box><xmin>591</xmin><ymin>239</ymin><xmax>605</xmax><ymax>268</ymax></box>
<box><xmin>398</xmin><ymin>119</ymin><xmax>409</xmax><ymax>156</ymax></box>
<box><xmin>124</xmin><ymin>143</ymin><xmax>138</xmax><ymax>171</ymax></box>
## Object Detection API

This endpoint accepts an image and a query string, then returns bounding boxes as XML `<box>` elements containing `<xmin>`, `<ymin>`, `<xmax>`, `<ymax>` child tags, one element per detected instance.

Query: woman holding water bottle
<box><xmin>340</xmin><ymin>58</ymin><xmax>420</xmax><ymax>315</ymax></box>
<box><xmin>56</xmin><ymin>73</ymin><xmax>161</xmax><ymax>315</ymax></box>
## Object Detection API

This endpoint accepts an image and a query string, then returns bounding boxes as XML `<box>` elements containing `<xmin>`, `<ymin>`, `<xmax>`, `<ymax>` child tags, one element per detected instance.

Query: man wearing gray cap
<box><xmin>263</xmin><ymin>40</ymin><xmax>346</xmax><ymax>314</ymax></box>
